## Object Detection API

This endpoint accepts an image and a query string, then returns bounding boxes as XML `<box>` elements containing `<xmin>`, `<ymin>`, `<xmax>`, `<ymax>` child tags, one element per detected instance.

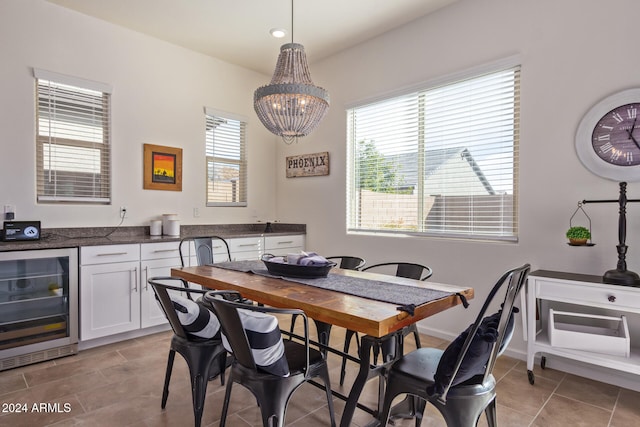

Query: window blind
<box><xmin>205</xmin><ymin>109</ymin><xmax>247</xmax><ymax>207</ymax></box>
<box><xmin>35</xmin><ymin>70</ymin><xmax>111</xmax><ymax>204</ymax></box>
<box><xmin>347</xmin><ymin>65</ymin><xmax>520</xmax><ymax>241</ymax></box>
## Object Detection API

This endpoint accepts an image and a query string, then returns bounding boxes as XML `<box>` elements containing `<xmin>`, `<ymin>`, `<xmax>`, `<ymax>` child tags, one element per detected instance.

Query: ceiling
<box><xmin>47</xmin><ymin>0</ymin><xmax>458</xmax><ymax>75</ymax></box>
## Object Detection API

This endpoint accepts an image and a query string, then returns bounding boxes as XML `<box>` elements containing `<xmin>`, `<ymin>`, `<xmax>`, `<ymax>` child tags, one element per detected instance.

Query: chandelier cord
<box><xmin>291</xmin><ymin>0</ymin><xmax>294</xmax><ymax>44</ymax></box>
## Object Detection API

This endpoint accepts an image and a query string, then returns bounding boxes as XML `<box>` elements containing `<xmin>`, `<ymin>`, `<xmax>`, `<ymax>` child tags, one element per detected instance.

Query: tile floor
<box><xmin>1</xmin><ymin>327</ymin><xmax>639</xmax><ymax>427</ymax></box>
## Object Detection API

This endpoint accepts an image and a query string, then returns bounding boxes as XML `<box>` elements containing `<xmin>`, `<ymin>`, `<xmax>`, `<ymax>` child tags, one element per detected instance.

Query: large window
<box><xmin>205</xmin><ymin>108</ymin><xmax>247</xmax><ymax>206</ymax></box>
<box><xmin>35</xmin><ymin>69</ymin><xmax>112</xmax><ymax>204</ymax></box>
<box><xmin>347</xmin><ymin>64</ymin><xmax>520</xmax><ymax>241</ymax></box>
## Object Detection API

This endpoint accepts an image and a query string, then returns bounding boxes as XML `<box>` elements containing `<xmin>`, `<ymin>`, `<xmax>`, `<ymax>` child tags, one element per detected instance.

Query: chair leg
<box><xmin>484</xmin><ymin>397</ymin><xmax>497</xmax><ymax>427</ymax></box>
<box><xmin>218</xmin><ymin>376</ymin><xmax>234</xmax><ymax>427</ymax></box>
<box><xmin>411</xmin><ymin>325</ymin><xmax>421</xmax><ymax>349</ymax></box>
<box><xmin>161</xmin><ymin>350</ymin><xmax>176</xmax><ymax>408</ymax></box>
<box><xmin>218</xmin><ymin>352</ymin><xmax>227</xmax><ymax>385</ymax></box>
<box><xmin>191</xmin><ymin>373</ymin><xmax>206</xmax><ymax>427</ymax></box>
<box><xmin>184</xmin><ymin>346</ymin><xmax>226</xmax><ymax>427</ymax></box>
<box><xmin>318</xmin><ymin>365</ymin><xmax>337</xmax><ymax>427</ymax></box>
<box><xmin>288</xmin><ymin>314</ymin><xmax>298</xmax><ymax>340</ymax></box>
<box><xmin>414</xmin><ymin>398</ymin><xmax>425</xmax><ymax>427</ymax></box>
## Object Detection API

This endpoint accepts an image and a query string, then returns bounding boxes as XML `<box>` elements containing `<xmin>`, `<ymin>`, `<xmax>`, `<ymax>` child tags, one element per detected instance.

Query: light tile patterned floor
<box><xmin>1</xmin><ymin>327</ymin><xmax>639</xmax><ymax>426</ymax></box>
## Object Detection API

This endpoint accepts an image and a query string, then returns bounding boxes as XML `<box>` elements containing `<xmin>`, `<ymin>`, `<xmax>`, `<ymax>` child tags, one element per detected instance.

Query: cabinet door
<box><xmin>80</xmin><ymin>261</ymin><xmax>140</xmax><ymax>340</ymax></box>
<box><xmin>264</xmin><ymin>235</ymin><xmax>305</xmax><ymax>256</ymax></box>
<box><xmin>140</xmin><ymin>241</ymin><xmax>181</xmax><ymax>261</ymax></box>
<box><xmin>140</xmin><ymin>258</ymin><xmax>182</xmax><ymax>328</ymax></box>
<box><xmin>228</xmin><ymin>237</ymin><xmax>263</xmax><ymax>261</ymax></box>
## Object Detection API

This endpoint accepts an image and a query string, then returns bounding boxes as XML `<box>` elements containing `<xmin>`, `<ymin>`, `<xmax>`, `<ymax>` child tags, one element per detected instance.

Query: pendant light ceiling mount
<box><xmin>254</xmin><ymin>0</ymin><xmax>330</xmax><ymax>144</ymax></box>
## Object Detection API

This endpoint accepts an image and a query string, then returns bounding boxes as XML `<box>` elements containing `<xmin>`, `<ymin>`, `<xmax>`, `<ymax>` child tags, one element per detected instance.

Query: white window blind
<box><xmin>205</xmin><ymin>109</ymin><xmax>247</xmax><ymax>206</ymax></box>
<box><xmin>35</xmin><ymin>69</ymin><xmax>111</xmax><ymax>204</ymax></box>
<box><xmin>347</xmin><ymin>65</ymin><xmax>520</xmax><ymax>241</ymax></box>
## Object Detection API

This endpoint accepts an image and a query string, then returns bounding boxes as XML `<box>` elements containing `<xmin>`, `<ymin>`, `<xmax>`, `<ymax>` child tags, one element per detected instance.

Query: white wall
<box><xmin>274</xmin><ymin>0</ymin><xmax>640</xmax><ymax>358</ymax></box>
<box><xmin>0</xmin><ymin>0</ymin><xmax>278</xmax><ymax>228</ymax></box>
<box><xmin>4</xmin><ymin>0</ymin><xmax>640</xmax><ymax>372</ymax></box>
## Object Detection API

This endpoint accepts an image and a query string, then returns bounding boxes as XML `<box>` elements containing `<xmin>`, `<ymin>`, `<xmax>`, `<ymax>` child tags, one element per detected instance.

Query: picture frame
<box><xmin>143</xmin><ymin>144</ymin><xmax>183</xmax><ymax>191</ymax></box>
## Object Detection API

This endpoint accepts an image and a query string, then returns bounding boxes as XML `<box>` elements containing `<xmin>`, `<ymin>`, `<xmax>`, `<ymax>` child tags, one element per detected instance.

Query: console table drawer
<box><xmin>534</xmin><ymin>278</ymin><xmax>640</xmax><ymax>314</ymax></box>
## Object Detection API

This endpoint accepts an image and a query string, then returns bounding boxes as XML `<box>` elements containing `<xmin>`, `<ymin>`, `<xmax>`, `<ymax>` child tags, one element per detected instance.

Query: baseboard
<box><xmin>78</xmin><ymin>324</ymin><xmax>171</xmax><ymax>351</ymax></box>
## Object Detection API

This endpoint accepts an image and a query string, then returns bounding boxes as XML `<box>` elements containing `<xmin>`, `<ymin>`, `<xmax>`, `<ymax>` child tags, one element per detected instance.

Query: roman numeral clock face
<box><xmin>592</xmin><ymin>104</ymin><xmax>640</xmax><ymax>166</ymax></box>
<box><xmin>576</xmin><ymin>89</ymin><xmax>640</xmax><ymax>182</ymax></box>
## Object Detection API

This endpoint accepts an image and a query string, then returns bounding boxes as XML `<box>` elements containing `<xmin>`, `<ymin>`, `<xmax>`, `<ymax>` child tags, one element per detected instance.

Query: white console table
<box><xmin>525</xmin><ymin>270</ymin><xmax>640</xmax><ymax>385</ymax></box>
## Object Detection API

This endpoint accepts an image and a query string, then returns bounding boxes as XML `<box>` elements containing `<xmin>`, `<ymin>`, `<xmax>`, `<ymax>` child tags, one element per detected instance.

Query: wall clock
<box><xmin>575</xmin><ymin>88</ymin><xmax>640</xmax><ymax>181</ymax></box>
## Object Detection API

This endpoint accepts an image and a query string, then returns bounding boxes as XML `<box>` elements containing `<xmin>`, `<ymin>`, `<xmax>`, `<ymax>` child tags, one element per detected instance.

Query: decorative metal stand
<box><xmin>582</xmin><ymin>182</ymin><xmax>640</xmax><ymax>287</ymax></box>
<box><xmin>569</xmin><ymin>201</ymin><xmax>594</xmax><ymax>246</ymax></box>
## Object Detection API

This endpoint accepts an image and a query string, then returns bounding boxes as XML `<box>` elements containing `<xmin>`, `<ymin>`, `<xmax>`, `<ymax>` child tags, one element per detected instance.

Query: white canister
<box><xmin>150</xmin><ymin>220</ymin><xmax>162</xmax><ymax>236</ymax></box>
<box><xmin>162</xmin><ymin>214</ymin><xmax>178</xmax><ymax>234</ymax></box>
<box><xmin>165</xmin><ymin>219</ymin><xmax>180</xmax><ymax>236</ymax></box>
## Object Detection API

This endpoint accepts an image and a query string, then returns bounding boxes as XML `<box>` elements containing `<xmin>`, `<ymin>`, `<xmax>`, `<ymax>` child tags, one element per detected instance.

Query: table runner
<box><xmin>209</xmin><ymin>260</ymin><xmax>453</xmax><ymax>308</ymax></box>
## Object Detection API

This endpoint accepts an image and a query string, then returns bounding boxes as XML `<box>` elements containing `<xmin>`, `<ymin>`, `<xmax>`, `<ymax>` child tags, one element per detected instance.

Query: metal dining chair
<box><xmin>148</xmin><ymin>277</ymin><xmax>228</xmax><ymax>427</ymax></box>
<box><xmin>178</xmin><ymin>236</ymin><xmax>232</xmax><ymax>267</ymax></box>
<box><xmin>379</xmin><ymin>263</ymin><xmax>530</xmax><ymax>427</ymax></box>
<box><xmin>288</xmin><ymin>255</ymin><xmax>366</xmax><ymax>340</ymax></box>
<box><xmin>340</xmin><ymin>261</ymin><xmax>433</xmax><ymax>386</ymax></box>
<box><xmin>326</xmin><ymin>255</ymin><xmax>366</xmax><ymax>271</ymax></box>
<box><xmin>203</xmin><ymin>290</ymin><xmax>336</xmax><ymax>427</ymax></box>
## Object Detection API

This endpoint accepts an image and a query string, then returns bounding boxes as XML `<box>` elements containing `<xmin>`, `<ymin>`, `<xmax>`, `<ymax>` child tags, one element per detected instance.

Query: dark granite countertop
<box><xmin>0</xmin><ymin>223</ymin><xmax>305</xmax><ymax>252</ymax></box>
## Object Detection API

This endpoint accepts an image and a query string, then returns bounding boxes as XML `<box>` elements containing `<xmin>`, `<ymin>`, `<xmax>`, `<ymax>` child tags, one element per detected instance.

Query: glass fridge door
<box><xmin>0</xmin><ymin>249</ymin><xmax>77</xmax><ymax>352</ymax></box>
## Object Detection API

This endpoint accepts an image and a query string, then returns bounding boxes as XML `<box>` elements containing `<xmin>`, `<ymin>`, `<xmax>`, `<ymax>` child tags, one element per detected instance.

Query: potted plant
<box><xmin>566</xmin><ymin>226</ymin><xmax>591</xmax><ymax>245</ymax></box>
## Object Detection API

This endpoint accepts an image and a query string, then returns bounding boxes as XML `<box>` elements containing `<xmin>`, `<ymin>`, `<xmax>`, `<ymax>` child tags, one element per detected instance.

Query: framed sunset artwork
<box><xmin>143</xmin><ymin>144</ymin><xmax>183</xmax><ymax>191</ymax></box>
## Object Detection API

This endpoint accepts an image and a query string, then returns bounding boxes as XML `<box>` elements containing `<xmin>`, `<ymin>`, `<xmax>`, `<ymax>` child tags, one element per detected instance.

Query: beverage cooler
<box><xmin>0</xmin><ymin>248</ymin><xmax>78</xmax><ymax>370</ymax></box>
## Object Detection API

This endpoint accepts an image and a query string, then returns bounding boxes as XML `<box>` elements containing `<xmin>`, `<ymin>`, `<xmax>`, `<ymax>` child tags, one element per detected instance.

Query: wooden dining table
<box><xmin>170</xmin><ymin>263</ymin><xmax>474</xmax><ymax>426</ymax></box>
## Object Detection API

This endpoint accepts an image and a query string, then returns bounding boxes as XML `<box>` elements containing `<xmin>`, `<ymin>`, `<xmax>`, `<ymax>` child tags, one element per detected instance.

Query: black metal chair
<box><xmin>178</xmin><ymin>236</ymin><xmax>232</xmax><ymax>267</ymax></box>
<box><xmin>148</xmin><ymin>277</ymin><xmax>229</xmax><ymax>427</ymax></box>
<box><xmin>326</xmin><ymin>255</ymin><xmax>366</xmax><ymax>270</ymax></box>
<box><xmin>203</xmin><ymin>290</ymin><xmax>336</xmax><ymax>427</ymax></box>
<box><xmin>361</xmin><ymin>262</ymin><xmax>433</xmax><ymax>281</ymax></box>
<box><xmin>288</xmin><ymin>255</ymin><xmax>365</xmax><ymax>341</ymax></box>
<box><xmin>378</xmin><ymin>263</ymin><xmax>530</xmax><ymax>427</ymax></box>
<box><xmin>339</xmin><ymin>261</ymin><xmax>433</xmax><ymax>386</ymax></box>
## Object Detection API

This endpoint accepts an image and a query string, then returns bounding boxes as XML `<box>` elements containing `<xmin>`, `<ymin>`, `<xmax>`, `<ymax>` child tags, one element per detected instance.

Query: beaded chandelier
<box><xmin>253</xmin><ymin>2</ymin><xmax>329</xmax><ymax>144</ymax></box>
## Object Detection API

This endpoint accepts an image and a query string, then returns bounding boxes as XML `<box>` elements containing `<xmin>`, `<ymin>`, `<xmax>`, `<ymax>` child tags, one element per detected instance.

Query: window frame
<box><xmin>346</xmin><ymin>57</ymin><xmax>521</xmax><ymax>242</ymax></box>
<box><xmin>34</xmin><ymin>68</ymin><xmax>112</xmax><ymax>204</ymax></box>
<box><xmin>204</xmin><ymin>107</ymin><xmax>248</xmax><ymax>207</ymax></box>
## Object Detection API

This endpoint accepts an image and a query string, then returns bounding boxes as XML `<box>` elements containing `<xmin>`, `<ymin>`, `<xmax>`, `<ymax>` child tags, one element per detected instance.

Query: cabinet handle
<box><xmin>132</xmin><ymin>267</ymin><xmax>138</xmax><ymax>292</ymax></box>
<box><xmin>144</xmin><ymin>266</ymin><xmax>149</xmax><ymax>290</ymax></box>
<box><xmin>97</xmin><ymin>252</ymin><xmax>128</xmax><ymax>256</ymax></box>
<box><xmin>153</xmin><ymin>249</ymin><xmax>178</xmax><ymax>254</ymax></box>
<box><xmin>238</xmin><ymin>244</ymin><xmax>258</xmax><ymax>247</ymax></box>
<box><xmin>277</xmin><ymin>241</ymin><xmax>294</xmax><ymax>245</ymax></box>
<box><xmin>608</xmin><ymin>295</ymin><xmax>616</xmax><ymax>303</ymax></box>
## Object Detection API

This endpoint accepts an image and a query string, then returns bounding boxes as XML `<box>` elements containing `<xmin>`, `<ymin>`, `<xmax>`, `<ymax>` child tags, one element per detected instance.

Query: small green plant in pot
<box><xmin>566</xmin><ymin>226</ymin><xmax>591</xmax><ymax>245</ymax></box>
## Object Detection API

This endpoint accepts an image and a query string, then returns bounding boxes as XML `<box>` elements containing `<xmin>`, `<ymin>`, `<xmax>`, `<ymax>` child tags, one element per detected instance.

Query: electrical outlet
<box><xmin>4</xmin><ymin>205</ymin><xmax>15</xmax><ymax>220</ymax></box>
<box><xmin>120</xmin><ymin>206</ymin><xmax>127</xmax><ymax>219</ymax></box>
<box><xmin>193</xmin><ymin>207</ymin><xmax>200</xmax><ymax>218</ymax></box>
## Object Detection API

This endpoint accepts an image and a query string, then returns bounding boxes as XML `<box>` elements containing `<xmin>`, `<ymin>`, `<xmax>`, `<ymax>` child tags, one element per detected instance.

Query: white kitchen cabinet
<box><xmin>140</xmin><ymin>241</ymin><xmax>182</xmax><ymax>328</ymax></box>
<box><xmin>264</xmin><ymin>234</ymin><xmax>305</xmax><ymax>256</ymax></box>
<box><xmin>525</xmin><ymin>270</ymin><xmax>640</xmax><ymax>386</ymax></box>
<box><xmin>80</xmin><ymin>241</ymin><xmax>182</xmax><ymax>340</ymax></box>
<box><xmin>80</xmin><ymin>244</ymin><xmax>140</xmax><ymax>340</ymax></box>
<box><xmin>228</xmin><ymin>236</ymin><xmax>264</xmax><ymax>260</ymax></box>
<box><xmin>183</xmin><ymin>235</ymin><xmax>305</xmax><ymax>264</ymax></box>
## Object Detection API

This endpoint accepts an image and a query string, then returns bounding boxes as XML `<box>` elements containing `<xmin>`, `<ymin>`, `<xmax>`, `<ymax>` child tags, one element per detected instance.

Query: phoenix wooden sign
<box><xmin>286</xmin><ymin>151</ymin><xmax>329</xmax><ymax>178</ymax></box>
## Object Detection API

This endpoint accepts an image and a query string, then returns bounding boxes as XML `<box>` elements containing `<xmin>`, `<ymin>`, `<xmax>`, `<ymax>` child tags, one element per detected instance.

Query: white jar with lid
<box><xmin>162</xmin><ymin>214</ymin><xmax>178</xmax><ymax>235</ymax></box>
<box><xmin>150</xmin><ymin>220</ymin><xmax>162</xmax><ymax>236</ymax></box>
<box><xmin>165</xmin><ymin>219</ymin><xmax>180</xmax><ymax>236</ymax></box>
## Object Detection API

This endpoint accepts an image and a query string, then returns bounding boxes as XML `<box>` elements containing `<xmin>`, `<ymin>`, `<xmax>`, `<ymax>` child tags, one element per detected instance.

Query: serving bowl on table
<box><xmin>261</xmin><ymin>254</ymin><xmax>336</xmax><ymax>278</ymax></box>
